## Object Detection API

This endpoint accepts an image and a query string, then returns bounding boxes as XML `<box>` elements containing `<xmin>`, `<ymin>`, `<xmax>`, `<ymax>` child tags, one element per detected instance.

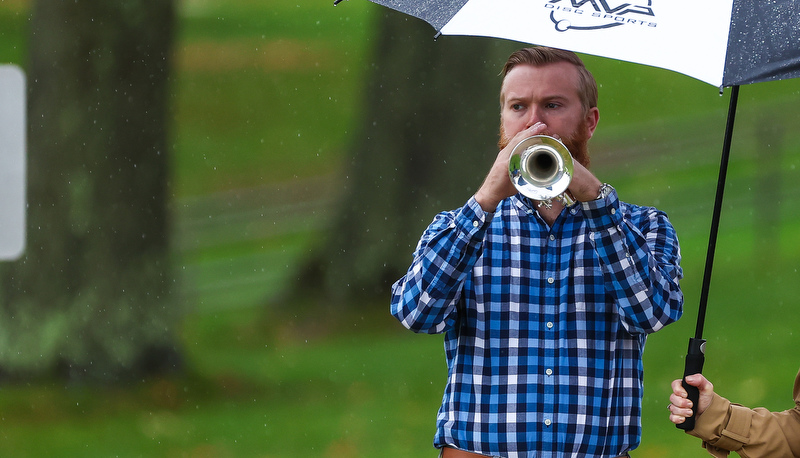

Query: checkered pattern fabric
<box><xmin>391</xmin><ymin>189</ymin><xmax>684</xmax><ymax>458</ymax></box>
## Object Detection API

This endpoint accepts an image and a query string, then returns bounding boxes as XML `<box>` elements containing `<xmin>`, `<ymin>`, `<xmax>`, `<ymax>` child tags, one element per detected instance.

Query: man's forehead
<box><xmin>501</xmin><ymin>63</ymin><xmax>581</xmax><ymax>101</ymax></box>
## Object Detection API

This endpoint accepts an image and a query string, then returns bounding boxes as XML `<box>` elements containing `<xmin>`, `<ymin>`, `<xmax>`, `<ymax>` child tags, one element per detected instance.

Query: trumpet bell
<box><xmin>508</xmin><ymin>135</ymin><xmax>574</xmax><ymax>202</ymax></box>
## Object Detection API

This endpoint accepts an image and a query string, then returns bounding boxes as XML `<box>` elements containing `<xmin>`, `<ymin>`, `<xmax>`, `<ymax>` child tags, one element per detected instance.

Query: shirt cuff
<box><xmin>580</xmin><ymin>185</ymin><xmax>623</xmax><ymax>231</ymax></box>
<box><xmin>455</xmin><ymin>196</ymin><xmax>493</xmax><ymax>238</ymax></box>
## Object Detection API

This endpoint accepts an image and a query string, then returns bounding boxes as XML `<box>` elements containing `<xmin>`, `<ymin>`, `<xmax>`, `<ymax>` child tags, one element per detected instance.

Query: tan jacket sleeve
<box><xmin>687</xmin><ymin>369</ymin><xmax>800</xmax><ymax>458</ymax></box>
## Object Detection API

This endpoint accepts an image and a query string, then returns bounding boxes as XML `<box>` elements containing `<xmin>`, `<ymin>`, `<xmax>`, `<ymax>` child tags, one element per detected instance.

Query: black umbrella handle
<box><xmin>677</xmin><ymin>337</ymin><xmax>706</xmax><ymax>431</ymax></box>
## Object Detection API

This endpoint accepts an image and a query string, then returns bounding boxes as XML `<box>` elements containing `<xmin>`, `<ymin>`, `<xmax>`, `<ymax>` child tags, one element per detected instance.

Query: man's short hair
<box><xmin>502</xmin><ymin>47</ymin><xmax>598</xmax><ymax>112</ymax></box>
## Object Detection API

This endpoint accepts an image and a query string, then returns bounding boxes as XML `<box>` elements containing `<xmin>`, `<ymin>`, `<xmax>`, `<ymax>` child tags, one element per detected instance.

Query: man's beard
<box><xmin>498</xmin><ymin>123</ymin><xmax>591</xmax><ymax>168</ymax></box>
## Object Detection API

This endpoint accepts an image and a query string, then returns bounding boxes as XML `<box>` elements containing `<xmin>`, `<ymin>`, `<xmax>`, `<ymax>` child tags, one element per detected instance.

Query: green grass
<box><xmin>171</xmin><ymin>0</ymin><xmax>376</xmax><ymax>196</ymax></box>
<box><xmin>3</xmin><ymin>0</ymin><xmax>800</xmax><ymax>456</ymax></box>
<box><xmin>0</xmin><ymin>4</ymin><xmax>26</xmax><ymax>64</ymax></box>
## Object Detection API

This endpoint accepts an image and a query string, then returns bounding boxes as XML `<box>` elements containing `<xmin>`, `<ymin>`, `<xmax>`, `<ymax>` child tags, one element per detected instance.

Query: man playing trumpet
<box><xmin>390</xmin><ymin>47</ymin><xmax>685</xmax><ymax>457</ymax></box>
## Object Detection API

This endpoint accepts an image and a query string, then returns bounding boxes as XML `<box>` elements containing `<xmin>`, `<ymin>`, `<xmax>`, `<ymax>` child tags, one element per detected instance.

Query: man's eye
<box><xmin>512</xmin><ymin>103</ymin><xmax>524</xmax><ymax>111</ymax></box>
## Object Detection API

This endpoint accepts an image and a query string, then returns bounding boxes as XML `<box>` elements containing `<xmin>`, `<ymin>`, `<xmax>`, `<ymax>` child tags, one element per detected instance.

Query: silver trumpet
<box><xmin>508</xmin><ymin>135</ymin><xmax>575</xmax><ymax>208</ymax></box>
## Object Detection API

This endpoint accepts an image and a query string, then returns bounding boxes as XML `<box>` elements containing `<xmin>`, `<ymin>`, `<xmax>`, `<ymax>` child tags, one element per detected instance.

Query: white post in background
<box><xmin>0</xmin><ymin>65</ymin><xmax>26</xmax><ymax>260</ymax></box>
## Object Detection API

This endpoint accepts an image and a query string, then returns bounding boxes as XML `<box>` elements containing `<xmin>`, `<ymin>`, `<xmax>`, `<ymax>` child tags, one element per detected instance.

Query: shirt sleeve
<box><xmin>689</xmin><ymin>370</ymin><xmax>800</xmax><ymax>457</ymax></box>
<box><xmin>581</xmin><ymin>186</ymin><xmax>684</xmax><ymax>334</ymax></box>
<box><xmin>390</xmin><ymin>196</ymin><xmax>491</xmax><ymax>334</ymax></box>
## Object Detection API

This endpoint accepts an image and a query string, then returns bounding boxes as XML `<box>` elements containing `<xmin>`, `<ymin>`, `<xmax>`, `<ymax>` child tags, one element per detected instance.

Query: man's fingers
<box><xmin>669</xmin><ymin>412</ymin><xmax>687</xmax><ymax>425</ymax></box>
<box><xmin>670</xmin><ymin>392</ymin><xmax>692</xmax><ymax>408</ymax></box>
<box><xmin>671</xmin><ymin>378</ymin><xmax>687</xmax><ymax>397</ymax></box>
<box><xmin>668</xmin><ymin>402</ymin><xmax>694</xmax><ymax>422</ymax></box>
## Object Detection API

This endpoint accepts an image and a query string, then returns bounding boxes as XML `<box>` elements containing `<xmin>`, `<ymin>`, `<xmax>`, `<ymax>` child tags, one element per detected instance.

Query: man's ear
<box><xmin>585</xmin><ymin>107</ymin><xmax>600</xmax><ymax>138</ymax></box>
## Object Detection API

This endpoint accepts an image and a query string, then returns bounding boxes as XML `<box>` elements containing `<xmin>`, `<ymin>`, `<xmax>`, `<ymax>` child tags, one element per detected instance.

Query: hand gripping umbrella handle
<box><xmin>677</xmin><ymin>337</ymin><xmax>706</xmax><ymax>431</ymax></box>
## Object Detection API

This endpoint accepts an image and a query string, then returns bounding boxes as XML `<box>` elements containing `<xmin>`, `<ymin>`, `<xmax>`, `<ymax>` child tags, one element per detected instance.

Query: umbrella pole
<box><xmin>677</xmin><ymin>84</ymin><xmax>740</xmax><ymax>431</ymax></box>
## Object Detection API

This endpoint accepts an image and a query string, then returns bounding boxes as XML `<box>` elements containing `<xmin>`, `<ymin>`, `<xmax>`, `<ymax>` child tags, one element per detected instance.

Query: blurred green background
<box><xmin>1</xmin><ymin>0</ymin><xmax>799</xmax><ymax>456</ymax></box>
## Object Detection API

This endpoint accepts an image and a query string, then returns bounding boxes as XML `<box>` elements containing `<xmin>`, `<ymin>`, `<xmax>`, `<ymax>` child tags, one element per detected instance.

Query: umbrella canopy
<box><xmin>334</xmin><ymin>0</ymin><xmax>800</xmax><ymax>431</ymax></box>
<box><xmin>341</xmin><ymin>0</ymin><xmax>800</xmax><ymax>89</ymax></box>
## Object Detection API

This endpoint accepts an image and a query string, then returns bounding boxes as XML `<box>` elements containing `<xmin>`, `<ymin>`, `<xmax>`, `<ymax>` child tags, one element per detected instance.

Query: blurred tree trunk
<box><xmin>754</xmin><ymin>110</ymin><xmax>783</xmax><ymax>266</ymax></box>
<box><xmin>0</xmin><ymin>0</ymin><xmax>180</xmax><ymax>381</ymax></box>
<box><xmin>293</xmin><ymin>10</ymin><xmax>517</xmax><ymax>305</ymax></box>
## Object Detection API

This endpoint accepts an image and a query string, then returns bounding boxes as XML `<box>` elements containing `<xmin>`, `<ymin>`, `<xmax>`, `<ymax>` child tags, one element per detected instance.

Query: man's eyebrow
<box><xmin>542</xmin><ymin>93</ymin><xmax>570</xmax><ymax>101</ymax></box>
<box><xmin>504</xmin><ymin>93</ymin><xmax>570</xmax><ymax>104</ymax></box>
<box><xmin>502</xmin><ymin>92</ymin><xmax>531</xmax><ymax>103</ymax></box>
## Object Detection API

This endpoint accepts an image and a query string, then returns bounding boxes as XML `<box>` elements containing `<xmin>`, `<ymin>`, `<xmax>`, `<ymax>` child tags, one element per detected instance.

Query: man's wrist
<box><xmin>474</xmin><ymin>189</ymin><xmax>502</xmax><ymax>212</ymax></box>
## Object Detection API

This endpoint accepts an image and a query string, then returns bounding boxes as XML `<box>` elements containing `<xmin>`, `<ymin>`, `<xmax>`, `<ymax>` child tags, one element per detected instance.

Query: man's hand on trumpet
<box><xmin>475</xmin><ymin>122</ymin><xmax>549</xmax><ymax>213</ymax></box>
<box><xmin>569</xmin><ymin>158</ymin><xmax>603</xmax><ymax>202</ymax></box>
<box><xmin>475</xmin><ymin>122</ymin><xmax>602</xmax><ymax>218</ymax></box>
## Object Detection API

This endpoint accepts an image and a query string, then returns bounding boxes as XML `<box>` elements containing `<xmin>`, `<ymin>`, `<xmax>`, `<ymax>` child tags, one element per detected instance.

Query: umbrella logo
<box><xmin>545</xmin><ymin>0</ymin><xmax>657</xmax><ymax>32</ymax></box>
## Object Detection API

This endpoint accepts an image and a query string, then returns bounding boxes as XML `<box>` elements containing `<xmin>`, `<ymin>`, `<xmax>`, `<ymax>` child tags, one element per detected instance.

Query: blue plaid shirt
<box><xmin>391</xmin><ymin>189</ymin><xmax>683</xmax><ymax>458</ymax></box>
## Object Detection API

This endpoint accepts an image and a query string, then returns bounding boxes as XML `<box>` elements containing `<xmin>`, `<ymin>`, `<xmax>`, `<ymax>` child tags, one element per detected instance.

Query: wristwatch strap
<box><xmin>596</xmin><ymin>183</ymin><xmax>613</xmax><ymax>200</ymax></box>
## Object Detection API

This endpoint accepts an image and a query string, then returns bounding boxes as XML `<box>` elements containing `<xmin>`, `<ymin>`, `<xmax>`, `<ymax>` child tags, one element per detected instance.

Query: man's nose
<box><xmin>525</xmin><ymin>108</ymin><xmax>543</xmax><ymax>128</ymax></box>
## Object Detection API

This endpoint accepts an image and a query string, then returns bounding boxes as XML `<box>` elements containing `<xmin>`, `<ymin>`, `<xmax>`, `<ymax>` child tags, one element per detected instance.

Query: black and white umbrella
<box><xmin>336</xmin><ymin>0</ymin><xmax>800</xmax><ymax>88</ymax></box>
<box><xmin>335</xmin><ymin>0</ymin><xmax>800</xmax><ymax>430</ymax></box>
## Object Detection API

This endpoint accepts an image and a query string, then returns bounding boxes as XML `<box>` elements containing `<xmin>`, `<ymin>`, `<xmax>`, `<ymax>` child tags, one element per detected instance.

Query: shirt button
<box><xmin>547</xmin><ymin>277</ymin><xmax>554</xmax><ymax>284</ymax></box>
<box><xmin>544</xmin><ymin>419</ymin><xmax>552</xmax><ymax>426</ymax></box>
<box><xmin>546</xmin><ymin>321</ymin><xmax>554</xmax><ymax>329</ymax></box>
<box><xmin>472</xmin><ymin>220</ymin><xmax>479</xmax><ymax>228</ymax></box>
<box><xmin>611</xmin><ymin>208</ymin><xmax>616</xmax><ymax>215</ymax></box>
<box><xmin>545</xmin><ymin>368</ymin><xmax>553</xmax><ymax>376</ymax></box>
<box><xmin>549</xmin><ymin>234</ymin><xmax>555</xmax><ymax>241</ymax></box>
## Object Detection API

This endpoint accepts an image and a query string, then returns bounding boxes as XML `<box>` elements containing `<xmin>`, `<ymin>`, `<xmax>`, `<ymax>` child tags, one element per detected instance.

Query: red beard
<box><xmin>498</xmin><ymin>123</ymin><xmax>591</xmax><ymax>169</ymax></box>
